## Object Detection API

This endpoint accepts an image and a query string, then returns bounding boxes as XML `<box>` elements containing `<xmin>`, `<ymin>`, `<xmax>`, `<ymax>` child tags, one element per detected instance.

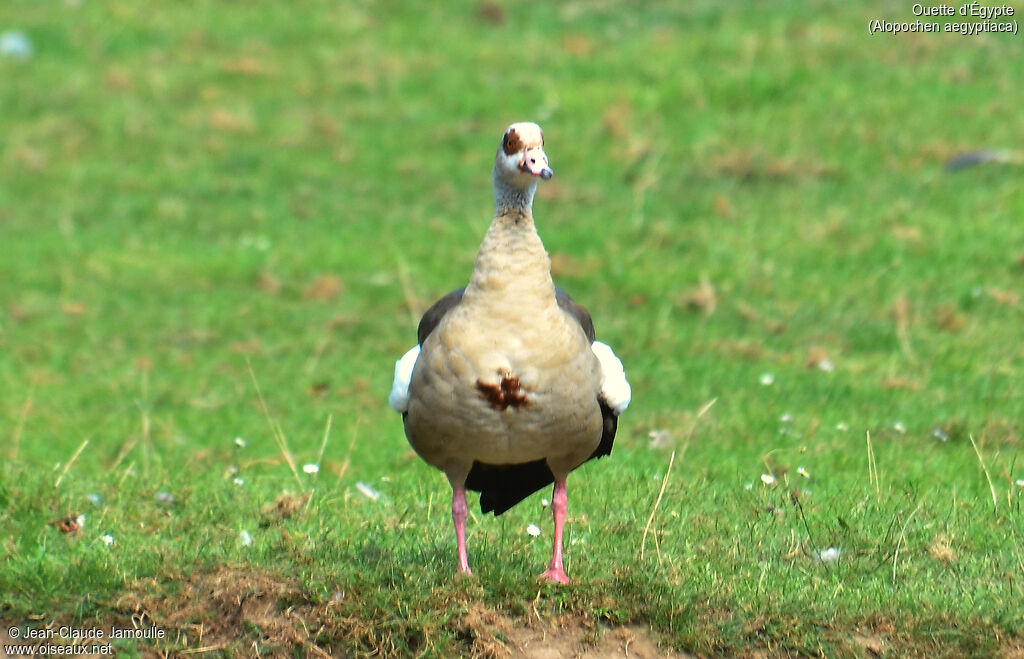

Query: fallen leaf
<box><xmin>712</xmin><ymin>194</ymin><xmax>734</xmax><ymax>219</ymax></box>
<box><xmin>602</xmin><ymin>101</ymin><xmax>632</xmax><ymax>139</ymax></box>
<box><xmin>735</xmin><ymin>303</ymin><xmax>760</xmax><ymax>322</ymax></box>
<box><xmin>988</xmin><ymin>288</ymin><xmax>1019</xmax><ymax>306</ymax></box>
<box><xmin>476</xmin><ymin>1</ymin><xmax>505</xmax><ymax>24</ymax></box>
<box><xmin>550</xmin><ymin>252</ymin><xmax>582</xmax><ymax>278</ymax></box>
<box><xmin>928</xmin><ymin>533</ymin><xmax>955</xmax><ymax>564</ymax></box>
<box><xmin>562</xmin><ymin>34</ymin><xmax>593</xmax><ymax>56</ymax></box>
<box><xmin>303</xmin><ymin>275</ymin><xmax>344</xmax><ymax>301</ymax></box>
<box><xmin>882</xmin><ymin>377</ymin><xmax>920</xmax><ymax>390</ymax></box>
<box><xmin>682</xmin><ymin>277</ymin><xmax>716</xmax><ymax>315</ymax></box>
<box><xmin>230</xmin><ymin>340</ymin><xmax>263</xmax><ymax>354</ymax></box>
<box><xmin>805</xmin><ymin>346</ymin><xmax>831</xmax><ymax>369</ymax></box>
<box><xmin>308</xmin><ymin>381</ymin><xmax>330</xmax><ymax>397</ymax></box>
<box><xmin>220</xmin><ymin>57</ymin><xmax>274</xmax><ymax>77</ymax></box>
<box><xmin>891</xmin><ymin>225</ymin><xmax>922</xmax><ymax>243</ymax></box>
<box><xmin>256</xmin><ymin>271</ymin><xmax>282</xmax><ymax>295</ymax></box>
<box><xmin>261</xmin><ymin>491</ymin><xmax>311</xmax><ymax>523</ymax></box>
<box><xmin>209</xmin><ymin>108</ymin><xmax>254</xmax><ymax>134</ymax></box>
<box><xmin>934</xmin><ymin>303</ymin><xmax>965</xmax><ymax>331</ymax></box>
<box><xmin>51</xmin><ymin>516</ymin><xmax>81</xmax><ymax>534</ymax></box>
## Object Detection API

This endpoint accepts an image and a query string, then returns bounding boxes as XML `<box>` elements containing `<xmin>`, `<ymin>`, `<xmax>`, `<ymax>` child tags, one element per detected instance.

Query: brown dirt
<box><xmin>107</xmin><ymin>565</ymin><xmax>684</xmax><ymax>658</ymax></box>
<box><xmin>114</xmin><ymin>565</ymin><xmax>327</xmax><ymax>657</ymax></box>
<box><xmin>504</xmin><ymin>622</ymin><xmax>686</xmax><ymax>658</ymax></box>
<box><xmin>14</xmin><ymin>566</ymin><xmax>1016</xmax><ymax>657</ymax></box>
<box><xmin>454</xmin><ymin>602</ymin><xmax>687</xmax><ymax>658</ymax></box>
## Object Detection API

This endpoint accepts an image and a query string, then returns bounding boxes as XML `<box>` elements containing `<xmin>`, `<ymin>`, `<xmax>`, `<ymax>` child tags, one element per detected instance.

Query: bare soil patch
<box><xmin>115</xmin><ymin>565</ymin><xmax>327</xmax><ymax>657</ymax></box>
<box><xmin>109</xmin><ymin>565</ymin><xmax>682</xmax><ymax>657</ymax></box>
<box><xmin>455</xmin><ymin>602</ymin><xmax>686</xmax><ymax>658</ymax></box>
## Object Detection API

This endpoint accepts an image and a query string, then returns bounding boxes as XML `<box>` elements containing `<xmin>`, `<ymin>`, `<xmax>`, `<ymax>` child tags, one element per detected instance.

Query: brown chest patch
<box><xmin>476</xmin><ymin>374</ymin><xmax>529</xmax><ymax>411</ymax></box>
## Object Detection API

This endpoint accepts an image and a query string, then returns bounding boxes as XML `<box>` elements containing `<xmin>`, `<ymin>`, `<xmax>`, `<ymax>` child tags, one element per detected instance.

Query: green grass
<box><xmin>2</xmin><ymin>0</ymin><xmax>1023</xmax><ymax>655</ymax></box>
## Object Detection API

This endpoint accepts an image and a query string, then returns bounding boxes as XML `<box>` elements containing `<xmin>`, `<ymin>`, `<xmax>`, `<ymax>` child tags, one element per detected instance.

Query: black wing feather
<box><xmin>416</xmin><ymin>286</ymin><xmax>619</xmax><ymax>516</ymax></box>
<box><xmin>417</xmin><ymin>287</ymin><xmax>466</xmax><ymax>346</ymax></box>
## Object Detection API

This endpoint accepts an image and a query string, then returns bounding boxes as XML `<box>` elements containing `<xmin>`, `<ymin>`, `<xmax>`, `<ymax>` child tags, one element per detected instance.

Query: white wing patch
<box><xmin>388</xmin><ymin>345</ymin><xmax>421</xmax><ymax>413</ymax></box>
<box><xmin>591</xmin><ymin>341</ymin><xmax>630</xmax><ymax>415</ymax></box>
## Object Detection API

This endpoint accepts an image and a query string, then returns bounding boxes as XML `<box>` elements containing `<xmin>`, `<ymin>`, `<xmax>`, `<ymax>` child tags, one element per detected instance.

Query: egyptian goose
<box><xmin>389</xmin><ymin>122</ymin><xmax>630</xmax><ymax>583</ymax></box>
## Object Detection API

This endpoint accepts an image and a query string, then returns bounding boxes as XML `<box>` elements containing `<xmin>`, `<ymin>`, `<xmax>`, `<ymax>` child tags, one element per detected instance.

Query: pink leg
<box><xmin>452</xmin><ymin>485</ymin><xmax>473</xmax><ymax>576</ymax></box>
<box><xmin>539</xmin><ymin>479</ymin><xmax>571</xmax><ymax>584</ymax></box>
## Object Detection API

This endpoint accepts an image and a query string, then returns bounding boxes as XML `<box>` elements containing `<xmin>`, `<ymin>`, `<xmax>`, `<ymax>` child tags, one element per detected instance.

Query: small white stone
<box><xmin>0</xmin><ymin>31</ymin><xmax>32</xmax><ymax>60</ymax></box>
<box><xmin>819</xmin><ymin>546</ymin><xmax>841</xmax><ymax>562</ymax></box>
<box><xmin>355</xmin><ymin>481</ymin><xmax>381</xmax><ymax>501</ymax></box>
<box><xmin>648</xmin><ymin>428</ymin><xmax>674</xmax><ymax>448</ymax></box>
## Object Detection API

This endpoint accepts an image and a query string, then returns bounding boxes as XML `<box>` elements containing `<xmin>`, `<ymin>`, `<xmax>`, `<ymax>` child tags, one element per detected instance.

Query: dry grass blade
<box><xmin>107</xmin><ymin>439</ymin><xmax>138</xmax><ymax>475</ymax></box>
<box><xmin>395</xmin><ymin>256</ymin><xmax>421</xmax><ymax>327</ymax></box>
<box><xmin>1014</xmin><ymin>535</ymin><xmax>1024</xmax><ymax>582</ymax></box>
<box><xmin>54</xmin><ymin>439</ymin><xmax>89</xmax><ymax>489</ymax></box>
<box><xmin>892</xmin><ymin>293</ymin><xmax>916</xmax><ymax>362</ymax></box>
<box><xmin>336</xmin><ymin>415</ymin><xmax>361</xmax><ymax>481</ymax></box>
<box><xmin>9</xmin><ymin>384</ymin><xmax>34</xmax><ymax>462</ymax></box>
<box><xmin>866</xmin><ymin>430</ymin><xmax>879</xmax><ymax>501</ymax></box>
<box><xmin>638</xmin><ymin>450</ymin><xmax>671</xmax><ymax>564</ymax></box>
<box><xmin>640</xmin><ymin>398</ymin><xmax>717</xmax><ymax>563</ymax></box>
<box><xmin>969</xmin><ymin>434</ymin><xmax>998</xmax><ymax>513</ymax></box>
<box><xmin>316</xmin><ymin>414</ymin><xmax>333</xmax><ymax>470</ymax></box>
<box><xmin>246</xmin><ymin>358</ymin><xmax>304</xmax><ymax>490</ymax></box>
<box><xmin>892</xmin><ymin>503</ymin><xmax>922</xmax><ymax>583</ymax></box>
<box><xmin>179</xmin><ymin>644</ymin><xmax>227</xmax><ymax>655</ymax></box>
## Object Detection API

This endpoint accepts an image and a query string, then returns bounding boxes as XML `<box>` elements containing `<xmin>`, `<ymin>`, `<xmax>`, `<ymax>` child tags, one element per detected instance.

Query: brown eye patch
<box><xmin>502</xmin><ymin>128</ymin><xmax>523</xmax><ymax>155</ymax></box>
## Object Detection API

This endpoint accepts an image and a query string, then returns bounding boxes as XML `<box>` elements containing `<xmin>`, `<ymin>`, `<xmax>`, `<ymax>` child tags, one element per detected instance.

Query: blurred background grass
<box><xmin>1</xmin><ymin>0</ymin><xmax>1023</xmax><ymax>655</ymax></box>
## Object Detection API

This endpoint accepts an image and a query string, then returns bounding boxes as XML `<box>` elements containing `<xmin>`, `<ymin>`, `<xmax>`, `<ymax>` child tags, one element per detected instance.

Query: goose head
<box><xmin>494</xmin><ymin>122</ymin><xmax>553</xmax><ymax>188</ymax></box>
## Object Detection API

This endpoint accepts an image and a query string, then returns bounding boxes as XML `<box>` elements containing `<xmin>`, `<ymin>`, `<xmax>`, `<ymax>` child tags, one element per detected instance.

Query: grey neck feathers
<box><xmin>493</xmin><ymin>167</ymin><xmax>537</xmax><ymax>220</ymax></box>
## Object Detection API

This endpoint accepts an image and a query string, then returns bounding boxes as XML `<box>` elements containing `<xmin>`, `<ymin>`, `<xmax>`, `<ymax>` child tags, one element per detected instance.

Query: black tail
<box><xmin>466</xmin><ymin>458</ymin><xmax>555</xmax><ymax>516</ymax></box>
<box><xmin>465</xmin><ymin>402</ymin><xmax>619</xmax><ymax>516</ymax></box>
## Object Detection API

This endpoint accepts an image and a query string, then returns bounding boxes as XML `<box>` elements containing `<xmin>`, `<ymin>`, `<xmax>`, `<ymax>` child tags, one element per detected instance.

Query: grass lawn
<box><xmin>2</xmin><ymin>0</ymin><xmax>1023</xmax><ymax>655</ymax></box>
